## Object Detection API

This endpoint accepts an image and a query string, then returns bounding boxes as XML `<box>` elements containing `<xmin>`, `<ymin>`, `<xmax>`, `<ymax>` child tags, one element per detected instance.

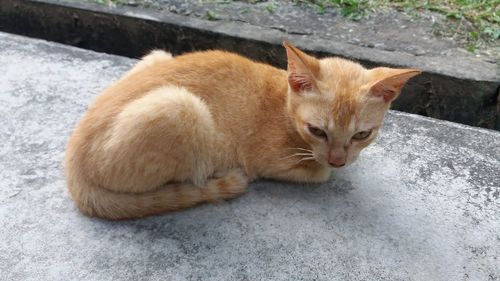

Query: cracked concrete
<box><xmin>0</xmin><ymin>32</ymin><xmax>499</xmax><ymax>281</ymax></box>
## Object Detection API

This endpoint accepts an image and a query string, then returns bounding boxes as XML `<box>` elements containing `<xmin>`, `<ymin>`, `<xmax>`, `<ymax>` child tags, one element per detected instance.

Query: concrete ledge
<box><xmin>0</xmin><ymin>0</ymin><xmax>498</xmax><ymax>130</ymax></box>
<box><xmin>1</xmin><ymin>32</ymin><xmax>499</xmax><ymax>280</ymax></box>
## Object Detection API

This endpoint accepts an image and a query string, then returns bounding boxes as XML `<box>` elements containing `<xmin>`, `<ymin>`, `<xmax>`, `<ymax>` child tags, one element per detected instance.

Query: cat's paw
<box><xmin>207</xmin><ymin>169</ymin><xmax>248</xmax><ymax>201</ymax></box>
<box><xmin>224</xmin><ymin>169</ymin><xmax>248</xmax><ymax>185</ymax></box>
<box><xmin>220</xmin><ymin>169</ymin><xmax>248</xmax><ymax>193</ymax></box>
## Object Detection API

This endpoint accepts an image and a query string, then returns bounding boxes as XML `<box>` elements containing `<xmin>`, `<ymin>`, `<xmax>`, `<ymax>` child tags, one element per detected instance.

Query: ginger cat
<box><xmin>65</xmin><ymin>42</ymin><xmax>420</xmax><ymax>219</ymax></box>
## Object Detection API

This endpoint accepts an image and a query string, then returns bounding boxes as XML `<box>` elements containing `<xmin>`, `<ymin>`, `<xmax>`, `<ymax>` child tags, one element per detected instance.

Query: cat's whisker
<box><xmin>287</xmin><ymin>147</ymin><xmax>314</xmax><ymax>153</ymax></box>
<box><xmin>287</xmin><ymin>147</ymin><xmax>313</xmax><ymax>152</ymax></box>
<box><xmin>295</xmin><ymin>157</ymin><xmax>316</xmax><ymax>164</ymax></box>
<box><xmin>280</xmin><ymin>153</ymin><xmax>314</xmax><ymax>160</ymax></box>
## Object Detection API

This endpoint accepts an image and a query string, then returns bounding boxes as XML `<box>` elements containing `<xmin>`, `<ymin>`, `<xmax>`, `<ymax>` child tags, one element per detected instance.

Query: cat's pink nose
<box><xmin>328</xmin><ymin>157</ymin><xmax>345</xmax><ymax>167</ymax></box>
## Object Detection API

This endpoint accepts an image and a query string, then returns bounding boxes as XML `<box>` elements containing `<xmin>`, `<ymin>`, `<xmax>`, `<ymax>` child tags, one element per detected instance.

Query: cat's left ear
<box><xmin>283</xmin><ymin>41</ymin><xmax>320</xmax><ymax>93</ymax></box>
<box><xmin>368</xmin><ymin>68</ymin><xmax>421</xmax><ymax>103</ymax></box>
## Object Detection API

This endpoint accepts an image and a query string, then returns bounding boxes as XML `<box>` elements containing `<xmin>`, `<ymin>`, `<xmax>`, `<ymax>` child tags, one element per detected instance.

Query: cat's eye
<box><xmin>352</xmin><ymin>130</ymin><xmax>372</xmax><ymax>141</ymax></box>
<box><xmin>307</xmin><ymin>124</ymin><xmax>327</xmax><ymax>139</ymax></box>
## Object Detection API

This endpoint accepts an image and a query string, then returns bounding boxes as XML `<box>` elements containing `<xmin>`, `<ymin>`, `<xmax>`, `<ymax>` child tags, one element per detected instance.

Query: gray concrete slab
<box><xmin>0</xmin><ymin>32</ymin><xmax>499</xmax><ymax>281</ymax></box>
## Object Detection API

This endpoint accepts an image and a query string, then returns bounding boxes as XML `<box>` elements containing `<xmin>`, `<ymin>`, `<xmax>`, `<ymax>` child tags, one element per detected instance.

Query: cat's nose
<box><xmin>328</xmin><ymin>156</ymin><xmax>346</xmax><ymax>167</ymax></box>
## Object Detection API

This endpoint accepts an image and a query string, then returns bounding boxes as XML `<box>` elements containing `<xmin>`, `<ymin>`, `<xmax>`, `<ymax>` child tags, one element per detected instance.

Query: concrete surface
<box><xmin>0</xmin><ymin>32</ymin><xmax>499</xmax><ymax>281</ymax></box>
<box><xmin>115</xmin><ymin>0</ymin><xmax>499</xmax><ymax>64</ymax></box>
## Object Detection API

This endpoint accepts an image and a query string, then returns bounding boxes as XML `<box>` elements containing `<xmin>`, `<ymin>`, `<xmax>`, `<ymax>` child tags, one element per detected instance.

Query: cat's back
<box><xmin>97</xmin><ymin>50</ymin><xmax>282</xmax><ymax>106</ymax></box>
<box><xmin>120</xmin><ymin>50</ymin><xmax>287</xmax><ymax>122</ymax></box>
<box><xmin>159</xmin><ymin>50</ymin><xmax>284</xmax><ymax>97</ymax></box>
<box><xmin>74</xmin><ymin>50</ymin><xmax>286</xmax><ymax>140</ymax></box>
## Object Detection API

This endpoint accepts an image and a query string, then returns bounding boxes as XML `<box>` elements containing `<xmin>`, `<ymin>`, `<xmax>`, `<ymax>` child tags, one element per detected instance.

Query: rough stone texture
<box><xmin>0</xmin><ymin>0</ymin><xmax>498</xmax><ymax>130</ymax></box>
<box><xmin>1</xmin><ymin>32</ymin><xmax>499</xmax><ymax>281</ymax></box>
<box><xmin>123</xmin><ymin>0</ymin><xmax>500</xmax><ymax>64</ymax></box>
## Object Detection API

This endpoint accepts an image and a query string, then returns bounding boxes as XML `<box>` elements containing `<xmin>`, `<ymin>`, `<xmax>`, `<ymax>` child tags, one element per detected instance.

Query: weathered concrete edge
<box><xmin>18</xmin><ymin>0</ymin><xmax>500</xmax><ymax>81</ymax></box>
<box><xmin>389</xmin><ymin>110</ymin><xmax>500</xmax><ymax>135</ymax></box>
<box><xmin>1</xmin><ymin>0</ymin><xmax>498</xmax><ymax>129</ymax></box>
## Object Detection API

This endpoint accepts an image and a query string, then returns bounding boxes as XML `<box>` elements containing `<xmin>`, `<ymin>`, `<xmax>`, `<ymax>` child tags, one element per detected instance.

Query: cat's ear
<box><xmin>283</xmin><ymin>41</ymin><xmax>320</xmax><ymax>93</ymax></box>
<box><xmin>368</xmin><ymin>68</ymin><xmax>421</xmax><ymax>103</ymax></box>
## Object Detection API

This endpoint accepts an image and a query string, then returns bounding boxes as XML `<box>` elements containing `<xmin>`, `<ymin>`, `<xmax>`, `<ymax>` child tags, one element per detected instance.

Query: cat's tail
<box><xmin>67</xmin><ymin>169</ymin><xmax>248</xmax><ymax>220</ymax></box>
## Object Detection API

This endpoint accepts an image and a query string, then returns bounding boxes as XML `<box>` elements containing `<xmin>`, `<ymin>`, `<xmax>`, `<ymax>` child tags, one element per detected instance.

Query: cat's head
<box><xmin>284</xmin><ymin>42</ymin><xmax>421</xmax><ymax>168</ymax></box>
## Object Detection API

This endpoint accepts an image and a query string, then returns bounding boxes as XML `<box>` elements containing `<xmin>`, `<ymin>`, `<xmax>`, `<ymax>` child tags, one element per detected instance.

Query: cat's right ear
<box><xmin>283</xmin><ymin>41</ymin><xmax>320</xmax><ymax>93</ymax></box>
<box><xmin>367</xmin><ymin>67</ymin><xmax>421</xmax><ymax>103</ymax></box>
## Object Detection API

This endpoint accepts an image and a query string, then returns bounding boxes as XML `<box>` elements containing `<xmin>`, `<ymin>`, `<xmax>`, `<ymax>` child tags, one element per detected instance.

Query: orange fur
<box><xmin>65</xmin><ymin>44</ymin><xmax>420</xmax><ymax>219</ymax></box>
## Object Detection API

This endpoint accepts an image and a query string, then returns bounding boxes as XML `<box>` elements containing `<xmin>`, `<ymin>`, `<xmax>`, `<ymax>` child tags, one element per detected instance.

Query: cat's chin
<box><xmin>326</xmin><ymin>161</ymin><xmax>354</xmax><ymax>169</ymax></box>
<box><xmin>328</xmin><ymin>165</ymin><xmax>346</xmax><ymax>170</ymax></box>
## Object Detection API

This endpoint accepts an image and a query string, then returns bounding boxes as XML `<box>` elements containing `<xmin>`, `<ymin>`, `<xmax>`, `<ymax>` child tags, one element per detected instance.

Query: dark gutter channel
<box><xmin>1</xmin><ymin>0</ymin><xmax>498</xmax><ymax>130</ymax></box>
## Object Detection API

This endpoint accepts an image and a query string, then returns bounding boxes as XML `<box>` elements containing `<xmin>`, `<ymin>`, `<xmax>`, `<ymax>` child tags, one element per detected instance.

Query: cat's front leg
<box><xmin>269</xmin><ymin>165</ymin><xmax>331</xmax><ymax>183</ymax></box>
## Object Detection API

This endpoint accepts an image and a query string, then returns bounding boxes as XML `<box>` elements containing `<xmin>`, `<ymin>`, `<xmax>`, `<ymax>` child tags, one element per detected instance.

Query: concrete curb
<box><xmin>1</xmin><ymin>0</ymin><xmax>498</xmax><ymax>129</ymax></box>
